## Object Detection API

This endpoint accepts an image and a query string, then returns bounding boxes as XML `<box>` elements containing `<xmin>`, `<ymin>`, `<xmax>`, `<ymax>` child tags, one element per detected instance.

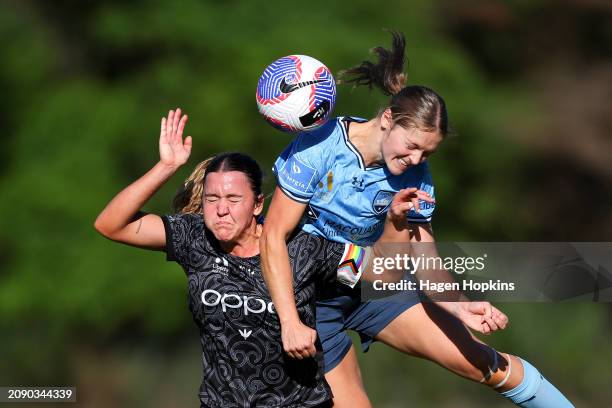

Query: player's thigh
<box><xmin>375</xmin><ymin>302</ymin><xmax>494</xmax><ymax>380</ymax></box>
<box><xmin>324</xmin><ymin>345</ymin><xmax>371</xmax><ymax>408</ymax></box>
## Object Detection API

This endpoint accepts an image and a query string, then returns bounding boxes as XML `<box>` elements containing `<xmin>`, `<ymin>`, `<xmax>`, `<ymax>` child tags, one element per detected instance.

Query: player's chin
<box><xmin>211</xmin><ymin>227</ymin><xmax>235</xmax><ymax>242</ymax></box>
<box><xmin>385</xmin><ymin>157</ymin><xmax>410</xmax><ymax>175</ymax></box>
<box><xmin>390</xmin><ymin>163</ymin><xmax>409</xmax><ymax>175</ymax></box>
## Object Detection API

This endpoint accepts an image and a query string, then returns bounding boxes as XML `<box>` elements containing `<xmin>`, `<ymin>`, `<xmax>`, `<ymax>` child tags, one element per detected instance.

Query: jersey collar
<box><xmin>339</xmin><ymin>117</ymin><xmax>384</xmax><ymax>171</ymax></box>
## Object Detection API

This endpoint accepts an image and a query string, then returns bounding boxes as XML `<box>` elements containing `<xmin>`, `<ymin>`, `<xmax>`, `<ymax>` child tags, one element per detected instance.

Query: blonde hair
<box><xmin>172</xmin><ymin>157</ymin><xmax>214</xmax><ymax>214</ymax></box>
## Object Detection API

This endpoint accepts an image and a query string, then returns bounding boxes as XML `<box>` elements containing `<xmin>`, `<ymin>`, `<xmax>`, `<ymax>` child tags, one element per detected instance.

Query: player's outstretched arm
<box><xmin>365</xmin><ymin>188</ymin><xmax>509</xmax><ymax>335</ymax></box>
<box><xmin>408</xmin><ymin>222</ymin><xmax>509</xmax><ymax>335</ymax></box>
<box><xmin>260</xmin><ymin>188</ymin><xmax>317</xmax><ymax>359</ymax></box>
<box><xmin>94</xmin><ymin>108</ymin><xmax>192</xmax><ymax>250</ymax></box>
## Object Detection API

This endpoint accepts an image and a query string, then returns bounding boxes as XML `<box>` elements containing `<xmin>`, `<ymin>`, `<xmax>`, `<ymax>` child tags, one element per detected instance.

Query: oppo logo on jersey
<box><xmin>201</xmin><ymin>289</ymin><xmax>276</xmax><ymax>315</ymax></box>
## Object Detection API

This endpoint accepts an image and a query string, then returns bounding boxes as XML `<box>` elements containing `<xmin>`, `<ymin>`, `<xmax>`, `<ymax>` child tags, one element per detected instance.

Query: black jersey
<box><xmin>161</xmin><ymin>213</ymin><xmax>344</xmax><ymax>408</ymax></box>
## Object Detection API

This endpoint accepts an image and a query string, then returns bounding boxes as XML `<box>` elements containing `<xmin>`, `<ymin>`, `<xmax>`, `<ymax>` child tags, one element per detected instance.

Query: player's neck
<box><xmin>219</xmin><ymin>222</ymin><xmax>261</xmax><ymax>257</ymax></box>
<box><xmin>348</xmin><ymin>118</ymin><xmax>385</xmax><ymax>167</ymax></box>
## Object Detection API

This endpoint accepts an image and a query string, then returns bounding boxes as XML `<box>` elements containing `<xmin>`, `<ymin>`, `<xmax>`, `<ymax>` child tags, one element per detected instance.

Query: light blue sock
<box><xmin>501</xmin><ymin>358</ymin><xmax>574</xmax><ymax>407</ymax></box>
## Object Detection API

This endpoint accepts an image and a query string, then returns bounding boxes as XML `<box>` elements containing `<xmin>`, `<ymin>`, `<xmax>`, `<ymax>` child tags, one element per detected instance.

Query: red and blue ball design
<box><xmin>256</xmin><ymin>55</ymin><xmax>336</xmax><ymax>132</ymax></box>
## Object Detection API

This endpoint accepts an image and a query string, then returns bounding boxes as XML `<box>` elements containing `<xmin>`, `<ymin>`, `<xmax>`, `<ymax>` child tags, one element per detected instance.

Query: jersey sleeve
<box><xmin>406</xmin><ymin>161</ymin><xmax>436</xmax><ymax>224</ymax></box>
<box><xmin>272</xmin><ymin>120</ymin><xmax>338</xmax><ymax>203</ymax></box>
<box><xmin>160</xmin><ymin>213</ymin><xmax>204</xmax><ymax>271</ymax></box>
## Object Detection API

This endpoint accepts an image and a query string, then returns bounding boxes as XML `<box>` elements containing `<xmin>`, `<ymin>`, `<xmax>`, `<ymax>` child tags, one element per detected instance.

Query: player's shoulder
<box><xmin>290</xmin><ymin>116</ymin><xmax>371</xmax><ymax>162</ymax></box>
<box><xmin>163</xmin><ymin>212</ymin><xmax>205</xmax><ymax>245</ymax></box>
<box><xmin>161</xmin><ymin>212</ymin><xmax>206</xmax><ymax>267</ymax></box>
<box><xmin>164</xmin><ymin>212</ymin><xmax>204</xmax><ymax>230</ymax></box>
<box><xmin>292</xmin><ymin>117</ymin><xmax>344</xmax><ymax>150</ymax></box>
<box><xmin>279</xmin><ymin>117</ymin><xmax>344</xmax><ymax>174</ymax></box>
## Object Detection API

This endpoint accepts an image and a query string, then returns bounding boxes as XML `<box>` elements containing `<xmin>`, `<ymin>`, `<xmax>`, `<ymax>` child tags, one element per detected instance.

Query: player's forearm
<box><xmin>259</xmin><ymin>231</ymin><xmax>301</xmax><ymax>325</ymax></box>
<box><xmin>416</xmin><ymin>269</ymin><xmax>469</xmax><ymax>302</ymax></box>
<box><xmin>363</xmin><ymin>217</ymin><xmax>412</xmax><ymax>283</ymax></box>
<box><xmin>380</xmin><ymin>211</ymin><xmax>410</xmax><ymax>242</ymax></box>
<box><xmin>94</xmin><ymin>161</ymin><xmax>179</xmax><ymax>235</ymax></box>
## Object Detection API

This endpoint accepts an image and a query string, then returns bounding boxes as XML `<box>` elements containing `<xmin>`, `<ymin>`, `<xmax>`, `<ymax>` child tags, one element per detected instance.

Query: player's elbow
<box><xmin>94</xmin><ymin>214</ymin><xmax>107</xmax><ymax>235</ymax></box>
<box><xmin>93</xmin><ymin>214</ymin><xmax>118</xmax><ymax>239</ymax></box>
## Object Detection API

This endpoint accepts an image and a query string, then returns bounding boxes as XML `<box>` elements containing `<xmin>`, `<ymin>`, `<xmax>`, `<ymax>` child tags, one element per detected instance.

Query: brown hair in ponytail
<box><xmin>338</xmin><ymin>30</ymin><xmax>449</xmax><ymax>137</ymax></box>
<box><xmin>339</xmin><ymin>30</ymin><xmax>407</xmax><ymax>96</ymax></box>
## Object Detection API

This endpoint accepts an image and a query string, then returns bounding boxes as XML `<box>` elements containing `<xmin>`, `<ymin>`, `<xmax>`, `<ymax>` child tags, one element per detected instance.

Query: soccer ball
<box><xmin>256</xmin><ymin>55</ymin><xmax>336</xmax><ymax>132</ymax></box>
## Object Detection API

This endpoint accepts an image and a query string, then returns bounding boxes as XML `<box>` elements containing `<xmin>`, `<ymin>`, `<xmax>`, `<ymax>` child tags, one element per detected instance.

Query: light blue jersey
<box><xmin>273</xmin><ymin>117</ymin><xmax>435</xmax><ymax>246</ymax></box>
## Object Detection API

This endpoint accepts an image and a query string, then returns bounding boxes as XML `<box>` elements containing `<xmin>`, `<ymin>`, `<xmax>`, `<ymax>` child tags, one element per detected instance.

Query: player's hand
<box><xmin>280</xmin><ymin>320</ymin><xmax>317</xmax><ymax>359</ymax></box>
<box><xmin>386</xmin><ymin>187</ymin><xmax>435</xmax><ymax>227</ymax></box>
<box><xmin>159</xmin><ymin>108</ymin><xmax>192</xmax><ymax>169</ymax></box>
<box><xmin>451</xmin><ymin>301</ymin><xmax>509</xmax><ymax>335</ymax></box>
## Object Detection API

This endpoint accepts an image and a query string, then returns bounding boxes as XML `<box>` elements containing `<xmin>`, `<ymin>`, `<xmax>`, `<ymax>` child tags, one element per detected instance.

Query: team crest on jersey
<box><xmin>314</xmin><ymin>170</ymin><xmax>334</xmax><ymax>202</ymax></box>
<box><xmin>372</xmin><ymin>190</ymin><xmax>394</xmax><ymax>214</ymax></box>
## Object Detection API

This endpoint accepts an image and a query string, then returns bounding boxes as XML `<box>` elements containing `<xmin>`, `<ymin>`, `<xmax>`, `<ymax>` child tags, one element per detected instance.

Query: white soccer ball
<box><xmin>256</xmin><ymin>55</ymin><xmax>336</xmax><ymax>132</ymax></box>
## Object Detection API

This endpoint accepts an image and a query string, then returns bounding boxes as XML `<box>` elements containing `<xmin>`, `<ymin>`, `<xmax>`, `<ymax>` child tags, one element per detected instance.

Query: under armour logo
<box><xmin>238</xmin><ymin>329</ymin><xmax>252</xmax><ymax>339</ymax></box>
<box><xmin>352</xmin><ymin>177</ymin><xmax>364</xmax><ymax>188</ymax></box>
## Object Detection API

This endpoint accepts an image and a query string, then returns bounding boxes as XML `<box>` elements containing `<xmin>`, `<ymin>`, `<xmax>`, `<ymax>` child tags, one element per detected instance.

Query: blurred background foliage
<box><xmin>0</xmin><ymin>0</ymin><xmax>611</xmax><ymax>406</ymax></box>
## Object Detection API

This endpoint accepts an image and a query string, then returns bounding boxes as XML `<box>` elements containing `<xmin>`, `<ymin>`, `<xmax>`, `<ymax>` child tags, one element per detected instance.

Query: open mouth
<box><xmin>398</xmin><ymin>158</ymin><xmax>410</xmax><ymax>168</ymax></box>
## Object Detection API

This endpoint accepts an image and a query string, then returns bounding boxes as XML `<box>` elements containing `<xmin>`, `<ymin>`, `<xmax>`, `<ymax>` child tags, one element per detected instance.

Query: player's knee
<box><xmin>332</xmin><ymin>387</ymin><xmax>371</xmax><ymax>408</ymax></box>
<box><xmin>327</xmin><ymin>374</ymin><xmax>371</xmax><ymax>408</ymax></box>
<box><xmin>325</xmin><ymin>355</ymin><xmax>370</xmax><ymax>407</ymax></box>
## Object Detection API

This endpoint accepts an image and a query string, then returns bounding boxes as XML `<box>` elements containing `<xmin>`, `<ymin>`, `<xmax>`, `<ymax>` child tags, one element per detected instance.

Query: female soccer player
<box><xmin>93</xmin><ymin>108</ymin><xmax>418</xmax><ymax>407</ymax></box>
<box><xmin>260</xmin><ymin>32</ymin><xmax>574</xmax><ymax>407</ymax></box>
